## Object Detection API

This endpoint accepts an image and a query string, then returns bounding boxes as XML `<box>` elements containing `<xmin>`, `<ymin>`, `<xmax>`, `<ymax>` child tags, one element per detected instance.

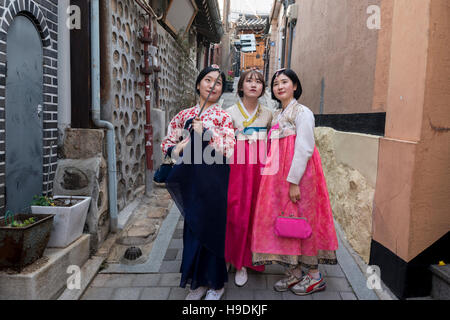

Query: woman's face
<box><xmin>197</xmin><ymin>71</ymin><xmax>223</xmax><ymax>103</ymax></box>
<box><xmin>242</xmin><ymin>73</ymin><xmax>263</xmax><ymax>99</ymax></box>
<box><xmin>272</xmin><ymin>73</ymin><xmax>297</xmax><ymax>102</ymax></box>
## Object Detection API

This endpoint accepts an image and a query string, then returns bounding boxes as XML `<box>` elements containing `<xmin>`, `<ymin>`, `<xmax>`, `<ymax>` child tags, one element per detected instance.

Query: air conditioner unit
<box><xmin>286</xmin><ymin>4</ymin><xmax>298</xmax><ymax>23</ymax></box>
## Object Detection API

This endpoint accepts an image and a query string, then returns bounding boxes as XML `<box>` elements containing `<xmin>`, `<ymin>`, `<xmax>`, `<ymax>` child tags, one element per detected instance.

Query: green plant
<box><xmin>9</xmin><ymin>217</ymin><xmax>36</xmax><ymax>228</ymax></box>
<box><xmin>31</xmin><ymin>195</ymin><xmax>55</xmax><ymax>207</ymax></box>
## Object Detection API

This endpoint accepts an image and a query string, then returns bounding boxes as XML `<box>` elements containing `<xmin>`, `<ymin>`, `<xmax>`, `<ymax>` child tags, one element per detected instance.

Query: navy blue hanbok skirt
<box><xmin>166</xmin><ymin>129</ymin><xmax>230</xmax><ymax>290</ymax></box>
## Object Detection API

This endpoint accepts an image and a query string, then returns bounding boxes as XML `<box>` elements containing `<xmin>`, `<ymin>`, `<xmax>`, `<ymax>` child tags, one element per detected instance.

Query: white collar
<box><xmin>238</xmin><ymin>98</ymin><xmax>259</xmax><ymax>119</ymax></box>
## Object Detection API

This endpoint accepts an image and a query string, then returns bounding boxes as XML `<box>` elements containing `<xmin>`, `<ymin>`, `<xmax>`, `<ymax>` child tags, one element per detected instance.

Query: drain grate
<box><xmin>123</xmin><ymin>246</ymin><xmax>142</xmax><ymax>260</ymax></box>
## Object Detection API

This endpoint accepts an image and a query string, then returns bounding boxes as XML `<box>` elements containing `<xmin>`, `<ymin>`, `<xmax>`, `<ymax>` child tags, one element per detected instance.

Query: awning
<box><xmin>193</xmin><ymin>0</ymin><xmax>224</xmax><ymax>43</ymax></box>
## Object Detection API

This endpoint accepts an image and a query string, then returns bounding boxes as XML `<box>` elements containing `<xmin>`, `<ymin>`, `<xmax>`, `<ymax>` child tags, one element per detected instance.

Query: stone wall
<box><xmin>104</xmin><ymin>0</ymin><xmax>148</xmax><ymax>212</ymax></box>
<box><xmin>315</xmin><ymin>127</ymin><xmax>379</xmax><ymax>263</ymax></box>
<box><xmin>156</xmin><ymin>23</ymin><xmax>197</xmax><ymax>127</ymax></box>
<box><xmin>153</xmin><ymin>23</ymin><xmax>197</xmax><ymax>168</ymax></box>
<box><xmin>101</xmin><ymin>0</ymin><xmax>198</xmax><ymax>213</ymax></box>
<box><xmin>56</xmin><ymin>129</ymin><xmax>109</xmax><ymax>253</ymax></box>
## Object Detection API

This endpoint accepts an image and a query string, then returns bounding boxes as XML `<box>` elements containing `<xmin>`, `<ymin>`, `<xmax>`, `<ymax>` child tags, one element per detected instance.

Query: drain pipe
<box><xmin>91</xmin><ymin>0</ymin><xmax>118</xmax><ymax>233</ymax></box>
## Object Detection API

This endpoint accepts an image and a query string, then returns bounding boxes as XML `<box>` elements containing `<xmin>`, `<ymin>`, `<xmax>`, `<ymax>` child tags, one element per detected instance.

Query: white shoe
<box><xmin>185</xmin><ymin>286</ymin><xmax>208</xmax><ymax>300</ymax></box>
<box><xmin>204</xmin><ymin>288</ymin><xmax>225</xmax><ymax>300</ymax></box>
<box><xmin>235</xmin><ymin>267</ymin><xmax>248</xmax><ymax>287</ymax></box>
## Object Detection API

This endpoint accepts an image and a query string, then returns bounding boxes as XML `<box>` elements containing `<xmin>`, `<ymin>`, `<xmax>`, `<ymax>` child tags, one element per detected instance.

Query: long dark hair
<box><xmin>270</xmin><ymin>68</ymin><xmax>303</xmax><ymax>103</ymax></box>
<box><xmin>195</xmin><ymin>65</ymin><xmax>226</xmax><ymax>96</ymax></box>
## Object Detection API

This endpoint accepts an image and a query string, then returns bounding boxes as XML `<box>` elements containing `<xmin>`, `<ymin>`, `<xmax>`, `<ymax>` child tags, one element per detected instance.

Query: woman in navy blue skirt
<box><xmin>161</xmin><ymin>65</ymin><xmax>235</xmax><ymax>300</ymax></box>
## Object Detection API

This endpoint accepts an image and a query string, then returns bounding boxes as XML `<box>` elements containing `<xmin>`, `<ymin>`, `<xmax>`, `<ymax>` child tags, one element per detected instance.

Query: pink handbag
<box><xmin>274</xmin><ymin>200</ymin><xmax>312</xmax><ymax>239</ymax></box>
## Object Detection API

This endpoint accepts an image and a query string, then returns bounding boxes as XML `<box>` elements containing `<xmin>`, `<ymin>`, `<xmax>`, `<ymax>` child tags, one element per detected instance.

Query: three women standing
<box><xmin>161</xmin><ymin>65</ymin><xmax>338</xmax><ymax>299</ymax></box>
<box><xmin>224</xmin><ymin>69</ymin><xmax>272</xmax><ymax>286</ymax></box>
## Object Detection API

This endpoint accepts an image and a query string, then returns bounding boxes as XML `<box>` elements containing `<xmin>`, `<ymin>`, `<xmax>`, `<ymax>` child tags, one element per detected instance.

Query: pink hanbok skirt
<box><xmin>225</xmin><ymin>139</ymin><xmax>265</xmax><ymax>272</ymax></box>
<box><xmin>251</xmin><ymin>133</ymin><xmax>338</xmax><ymax>268</ymax></box>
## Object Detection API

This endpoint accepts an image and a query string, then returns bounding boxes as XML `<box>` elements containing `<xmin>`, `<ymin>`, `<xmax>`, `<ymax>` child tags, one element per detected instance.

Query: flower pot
<box><xmin>226</xmin><ymin>80</ymin><xmax>234</xmax><ymax>92</ymax></box>
<box><xmin>31</xmin><ymin>196</ymin><xmax>91</xmax><ymax>248</ymax></box>
<box><xmin>0</xmin><ymin>213</ymin><xmax>54</xmax><ymax>271</ymax></box>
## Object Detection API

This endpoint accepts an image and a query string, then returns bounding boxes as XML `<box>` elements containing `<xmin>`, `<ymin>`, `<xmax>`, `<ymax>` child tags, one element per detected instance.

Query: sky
<box><xmin>218</xmin><ymin>0</ymin><xmax>273</xmax><ymax>20</ymax></box>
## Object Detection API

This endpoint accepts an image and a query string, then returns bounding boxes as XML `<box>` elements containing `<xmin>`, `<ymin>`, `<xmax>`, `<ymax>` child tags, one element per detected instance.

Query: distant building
<box><xmin>228</xmin><ymin>14</ymin><xmax>268</xmax><ymax>75</ymax></box>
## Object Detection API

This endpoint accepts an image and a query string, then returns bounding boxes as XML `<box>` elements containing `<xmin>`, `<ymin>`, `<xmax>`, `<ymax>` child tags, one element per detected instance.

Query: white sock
<box><xmin>309</xmin><ymin>271</ymin><xmax>321</xmax><ymax>280</ymax></box>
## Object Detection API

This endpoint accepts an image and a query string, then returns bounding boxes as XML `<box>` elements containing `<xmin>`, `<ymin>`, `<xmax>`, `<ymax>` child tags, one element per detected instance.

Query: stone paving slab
<box><xmin>81</xmin><ymin>287</ymin><xmax>115</xmax><ymax>300</ymax></box>
<box><xmin>281</xmin><ymin>291</ymin><xmax>313</xmax><ymax>300</ymax></box>
<box><xmin>131</xmin><ymin>274</ymin><xmax>161</xmax><ymax>287</ymax></box>
<box><xmin>168</xmin><ymin>287</ymin><xmax>190</xmax><ymax>300</ymax></box>
<box><xmin>311</xmin><ymin>291</ymin><xmax>342</xmax><ymax>300</ymax></box>
<box><xmin>140</xmin><ymin>287</ymin><xmax>171</xmax><ymax>300</ymax></box>
<box><xmin>112</xmin><ymin>287</ymin><xmax>143</xmax><ymax>300</ymax></box>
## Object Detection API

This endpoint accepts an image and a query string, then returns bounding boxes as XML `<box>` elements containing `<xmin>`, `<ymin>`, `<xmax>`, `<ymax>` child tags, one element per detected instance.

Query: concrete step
<box><xmin>0</xmin><ymin>234</ymin><xmax>90</xmax><ymax>300</ymax></box>
<box><xmin>58</xmin><ymin>255</ymin><xmax>104</xmax><ymax>300</ymax></box>
<box><xmin>430</xmin><ymin>264</ymin><xmax>450</xmax><ymax>300</ymax></box>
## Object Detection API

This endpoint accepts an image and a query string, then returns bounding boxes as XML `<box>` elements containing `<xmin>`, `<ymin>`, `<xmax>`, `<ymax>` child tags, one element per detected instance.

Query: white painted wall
<box><xmin>58</xmin><ymin>0</ymin><xmax>72</xmax><ymax>140</ymax></box>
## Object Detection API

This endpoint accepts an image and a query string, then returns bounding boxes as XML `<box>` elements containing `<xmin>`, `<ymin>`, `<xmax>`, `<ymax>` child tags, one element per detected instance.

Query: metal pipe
<box><xmin>287</xmin><ymin>21</ymin><xmax>294</xmax><ymax>68</ymax></box>
<box><xmin>91</xmin><ymin>0</ymin><xmax>118</xmax><ymax>233</ymax></box>
<box><xmin>139</xmin><ymin>23</ymin><xmax>155</xmax><ymax>195</ymax></box>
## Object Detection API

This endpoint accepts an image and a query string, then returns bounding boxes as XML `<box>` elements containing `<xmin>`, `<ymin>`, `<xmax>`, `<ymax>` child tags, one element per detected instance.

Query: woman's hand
<box><xmin>289</xmin><ymin>183</ymin><xmax>301</xmax><ymax>203</ymax></box>
<box><xmin>192</xmin><ymin>117</ymin><xmax>203</xmax><ymax>135</ymax></box>
<box><xmin>172</xmin><ymin>138</ymin><xmax>190</xmax><ymax>159</ymax></box>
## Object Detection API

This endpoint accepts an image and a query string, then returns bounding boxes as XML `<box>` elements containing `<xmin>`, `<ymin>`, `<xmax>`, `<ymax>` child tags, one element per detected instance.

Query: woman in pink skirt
<box><xmin>251</xmin><ymin>69</ymin><xmax>338</xmax><ymax>296</ymax></box>
<box><xmin>224</xmin><ymin>69</ymin><xmax>272</xmax><ymax>287</ymax></box>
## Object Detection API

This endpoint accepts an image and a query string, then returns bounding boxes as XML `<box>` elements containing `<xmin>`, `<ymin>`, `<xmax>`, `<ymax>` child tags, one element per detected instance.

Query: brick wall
<box><xmin>0</xmin><ymin>0</ymin><xmax>58</xmax><ymax>214</ymax></box>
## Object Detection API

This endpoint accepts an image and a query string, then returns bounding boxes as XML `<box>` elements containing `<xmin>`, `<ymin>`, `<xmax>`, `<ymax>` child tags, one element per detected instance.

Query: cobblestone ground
<box><xmin>81</xmin><ymin>212</ymin><xmax>358</xmax><ymax>300</ymax></box>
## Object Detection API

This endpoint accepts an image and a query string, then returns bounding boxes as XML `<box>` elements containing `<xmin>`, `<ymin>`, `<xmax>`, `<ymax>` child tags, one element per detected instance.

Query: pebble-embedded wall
<box><xmin>109</xmin><ymin>0</ymin><xmax>147</xmax><ymax>211</ymax></box>
<box><xmin>104</xmin><ymin>0</ymin><xmax>197</xmax><ymax>212</ymax></box>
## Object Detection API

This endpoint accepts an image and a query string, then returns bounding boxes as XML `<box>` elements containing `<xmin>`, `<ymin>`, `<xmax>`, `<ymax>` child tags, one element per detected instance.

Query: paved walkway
<box><xmin>81</xmin><ymin>202</ymin><xmax>381</xmax><ymax>300</ymax></box>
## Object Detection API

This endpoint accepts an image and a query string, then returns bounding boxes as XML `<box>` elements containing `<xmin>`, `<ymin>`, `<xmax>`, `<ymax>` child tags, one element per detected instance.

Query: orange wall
<box><xmin>373</xmin><ymin>0</ymin><xmax>450</xmax><ymax>262</ymax></box>
<box><xmin>372</xmin><ymin>0</ymin><xmax>394</xmax><ymax>112</ymax></box>
<box><xmin>408</xmin><ymin>0</ymin><xmax>450</xmax><ymax>261</ymax></box>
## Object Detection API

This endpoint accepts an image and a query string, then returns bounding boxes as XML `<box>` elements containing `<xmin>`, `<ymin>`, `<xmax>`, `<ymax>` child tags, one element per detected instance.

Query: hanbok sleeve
<box><xmin>161</xmin><ymin>110</ymin><xmax>186</xmax><ymax>157</ymax></box>
<box><xmin>207</xmin><ymin>112</ymin><xmax>236</xmax><ymax>158</ymax></box>
<box><xmin>286</xmin><ymin>108</ymin><xmax>315</xmax><ymax>185</ymax></box>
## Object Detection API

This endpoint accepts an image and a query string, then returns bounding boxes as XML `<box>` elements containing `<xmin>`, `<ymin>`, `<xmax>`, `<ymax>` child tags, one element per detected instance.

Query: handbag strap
<box><xmin>280</xmin><ymin>199</ymin><xmax>305</xmax><ymax>219</ymax></box>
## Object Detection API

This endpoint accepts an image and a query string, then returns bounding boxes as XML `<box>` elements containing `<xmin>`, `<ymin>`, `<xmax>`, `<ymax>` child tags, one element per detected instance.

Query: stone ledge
<box><xmin>430</xmin><ymin>264</ymin><xmax>450</xmax><ymax>300</ymax></box>
<box><xmin>0</xmin><ymin>234</ymin><xmax>90</xmax><ymax>300</ymax></box>
<box><xmin>430</xmin><ymin>264</ymin><xmax>450</xmax><ymax>282</ymax></box>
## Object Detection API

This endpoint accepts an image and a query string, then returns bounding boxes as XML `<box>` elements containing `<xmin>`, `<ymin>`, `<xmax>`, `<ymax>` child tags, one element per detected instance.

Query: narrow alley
<box><xmin>0</xmin><ymin>0</ymin><xmax>448</xmax><ymax>305</ymax></box>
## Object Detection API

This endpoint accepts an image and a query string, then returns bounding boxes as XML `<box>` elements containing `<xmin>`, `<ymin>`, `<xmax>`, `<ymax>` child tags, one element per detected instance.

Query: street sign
<box><xmin>240</xmin><ymin>34</ymin><xmax>256</xmax><ymax>53</ymax></box>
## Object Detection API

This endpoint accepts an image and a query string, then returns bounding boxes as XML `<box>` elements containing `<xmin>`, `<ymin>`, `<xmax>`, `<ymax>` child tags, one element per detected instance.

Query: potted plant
<box><xmin>226</xmin><ymin>70</ymin><xmax>234</xmax><ymax>92</ymax></box>
<box><xmin>30</xmin><ymin>195</ymin><xmax>91</xmax><ymax>248</ymax></box>
<box><xmin>0</xmin><ymin>211</ymin><xmax>54</xmax><ymax>271</ymax></box>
